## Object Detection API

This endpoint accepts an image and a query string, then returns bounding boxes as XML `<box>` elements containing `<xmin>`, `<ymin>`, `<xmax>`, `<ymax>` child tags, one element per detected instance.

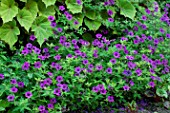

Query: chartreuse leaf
<box><xmin>38</xmin><ymin>0</ymin><xmax>55</xmax><ymax>17</ymax></box>
<box><xmin>31</xmin><ymin>16</ymin><xmax>53</xmax><ymax>47</ymax></box>
<box><xmin>0</xmin><ymin>20</ymin><xmax>20</xmax><ymax>48</ymax></box>
<box><xmin>69</xmin><ymin>13</ymin><xmax>84</xmax><ymax>30</ymax></box>
<box><xmin>116</xmin><ymin>0</ymin><xmax>136</xmax><ymax>20</ymax></box>
<box><xmin>17</xmin><ymin>9</ymin><xmax>34</xmax><ymax>31</ymax></box>
<box><xmin>0</xmin><ymin>0</ymin><xmax>18</xmax><ymax>23</ymax></box>
<box><xmin>19</xmin><ymin>0</ymin><xmax>27</xmax><ymax>2</ymax></box>
<box><xmin>42</xmin><ymin>0</ymin><xmax>56</xmax><ymax>8</ymax></box>
<box><xmin>85</xmin><ymin>6</ymin><xmax>98</xmax><ymax>20</ymax></box>
<box><xmin>84</xmin><ymin>18</ymin><xmax>101</xmax><ymax>31</ymax></box>
<box><xmin>24</xmin><ymin>0</ymin><xmax>38</xmax><ymax>20</ymax></box>
<box><xmin>65</xmin><ymin>0</ymin><xmax>83</xmax><ymax>14</ymax></box>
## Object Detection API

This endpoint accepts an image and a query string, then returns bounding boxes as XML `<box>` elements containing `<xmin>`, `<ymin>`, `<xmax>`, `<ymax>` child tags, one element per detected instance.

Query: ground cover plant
<box><xmin>0</xmin><ymin>0</ymin><xmax>170</xmax><ymax>113</ymax></box>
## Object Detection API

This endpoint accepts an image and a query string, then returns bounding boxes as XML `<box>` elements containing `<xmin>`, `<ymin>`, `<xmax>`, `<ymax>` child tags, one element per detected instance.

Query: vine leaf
<box><xmin>23</xmin><ymin>0</ymin><xmax>39</xmax><ymax>20</ymax></box>
<box><xmin>31</xmin><ymin>16</ymin><xmax>53</xmax><ymax>47</ymax></box>
<box><xmin>17</xmin><ymin>9</ymin><xmax>34</xmax><ymax>31</ymax></box>
<box><xmin>65</xmin><ymin>0</ymin><xmax>83</xmax><ymax>14</ymax></box>
<box><xmin>42</xmin><ymin>0</ymin><xmax>56</xmax><ymax>8</ymax></box>
<box><xmin>116</xmin><ymin>0</ymin><xmax>136</xmax><ymax>20</ymax></box>
<box><xmin>0</xmin><ymin>0</ymin><xmax>18</xmax><ymax>23</ymax></box>
<box><xmin>0</xmin><ymin>20</ymin><xmax>20</xmax><ymax>48</ymax></box>
<box><xmin>84</xmin><ymin>18</ymin><xmax>101</xmax><ymax>31</ymax></box>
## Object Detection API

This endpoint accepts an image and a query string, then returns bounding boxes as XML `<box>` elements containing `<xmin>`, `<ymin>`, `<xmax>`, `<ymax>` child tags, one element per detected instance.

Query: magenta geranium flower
<box><xmin>25</xmin><ymin>91</ymin><xmax>32</xmax><ymax>98</ymax></box>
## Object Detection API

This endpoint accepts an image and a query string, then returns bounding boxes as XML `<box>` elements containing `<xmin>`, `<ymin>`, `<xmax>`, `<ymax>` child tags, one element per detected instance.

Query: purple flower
<box><xmin>25</xmin><ymin>91</ymin><xmax>32</xmax><ymax>98</ymax></box>
<box><xmin>61</xmin><ymin>84</ymin><xmax>68</xmax><ymax>91</ymax></box>
<box><xmin>0</xmin><ymin>74</ymin><xmax>4</xmax><ymax>80</ymax></box>
<box><xmin>106</xmin><ymin>67</ymin><xmax>112</xmax><ymax>74</ymax></box>
<box><xmin>74</xmin><ymin>20</ymin><xmax>79</xmax><ymax>25</ymax></box>
<box><xmin>38</xmin><ymin>105</ymin><xmax>45</xmax><ymax>111</ymax></box>
<box><xmin>53</xmin><ymin>88</ymin><xmax>61</xmax><ymax>96</ymax></box>
<box><xmin>11</xmin><ymin>79</ymin><xmax>17</xmax><ymax>84</ymax></box>
<box><xmin>50</xmin><ymin>22</ymin><xmax>56</xmax><ymax>28</ymax></box>
<box><xmin>56</xmin><ymin>76</ymin><xmax>63</xmax><ymax>83</ymax></box>
<box><xmin>123</xmin><ymin>85</ymin><xmax>130</xmax><ymax>91</ymax></box>
<box><xmin>66</xmin><ymin>14</ymin><xmax>72</xmax><ymax>20</ymax></box>
<box><xmin>100</xmin><ymin>89</ymin><xmax>107</xmax><ymax>95</ymax></box>
<box><xmin>129</xmin><ymin>80</ymin><xmax>134</xmax><ymax>86</ymax></box>
<box><xmin>115</xmin><ymin>44</ymin><xmax>122</xmax><ymax>50</ymax></box>
<box><xmin>75</xmin><ymin>67</ymin><xmax>82</xmax><ymax>73</ymax></box>
<box><xmin>47</xmin><ymin>72</ymin><xmax>53</xmax><ymax>76</ymax></box>
<box><xmin>113</xmin><ymin>51</ymin><xmax>120</xmax><ymax>58</ymax></box>
<box><xmin>22</xmin><ymin>62</ymin><xmax>30</xmax><ymax>70</ymax></box>
<box><xmin>34</xmin><ymin>61</ymin><xmax>42</xmax><ymax>68</ymax></box>
<box><xmin>10</xmin><ymin>87</ymin><xmax>18</xmax><ymax>93</ymax></box>
<box><xmin>128</xmin><ymin>62</ymin><xmax>136</xmax><ymax>69</ymax></box>
<box><xmin>17</xmin><ymin>81</ymin><xmax>24</xmax><ymax>88</ymax></box>
<box><xmin>57</xmin><ymin>27</ymin><xmax>62</xmax><ymax>32</ymax></box>
<box><xmin>110</xmin><ymin>58</ymin><xmax>116</xmax><ymax>64</ymax></box>
<box><xmin>135</xmin><ymin>68</ymin><xmax>142</xmax><ymax>76</ymax></box>
<box><xmin>30</xmin><ymin>35</ymin><xmax>36</xmax><ymax>41</ymax></box>
<box><xmin>128</xmin><ymin>31</ymin><xmax>134</xmax><ymax>36</ymax></box>
<box><xmin>48</xmin><ymin>15</ymin><xmax>55</xmax><ymax>22</ymax></box>
<box><xmin>47</xmin><ymin>103</ymin><xmax>54</xmax><ymax>109</ymax></box>
<box><xmin>92</xmin><ymin>86</ymin><xmax>99</xmax><ymax>93</ymax></box>
<box><xmin>145</xmin><ymin>8</ymin><xmax>151</xmax><ymax>14</ymax></box>
<box><xmin>107</xmin><ymin>10</ymin><xmax>113</xmax><ymax>16</ymax></box>
<box><xmin>7</xmin><ymin>95</ymin><xmax>15</xmax><ymax>102</ymax></box>
<box><xmin>88</xmin><ymin>64</ymin><xmax>94</xmax><ymax>69</ymax></box>
<box><xmin>50</xmin><ymin>98</ymin><xmax>57</xmax><ymax>104</ymax></box>
<box><xmin>166</xmin><ymin>34</ymin><xmax>170</xmax><ymax>38</ymax></box>
<box><xmin>141</xmin><ymin>15</ymin><xmax>147</xmax><ymax>21</ymax></box>
<box><xmin>82</xmin><ymin>59</ymin><xmax>88</xmax><ymax>65</ymax></box>
<box><xmin>76</xmin><ymin>0</ymin><xmax>82</xmax><ymax>5</ymax></box>
<box><xmin>141</xmin><ymin>24</ymin><xmax>147</xmax><ymax>30</ymax></box>
<box><xmin>26</xmin><ymin>43</ymin><xmax>32</xmax><ymax>49</ymax></box>
<box><xmin>96</xmin><ymin>33</ymin><xmax>102</xmax><ymax>39</ymax></box>
<box><xmin>108</xmin><ymin>96</ymin><xmax>114</xmax><ymax>102</ymax></box>
<box><xmin>108</xmin><ymin>18</ymin><xmax>114</xmax><ymax>22</ymax></box>
<box><xmin>123</xmin><ymin>70</ymin><xmax>132</xmax><ymax>76</ymax></box>
<box><xmin>96</xmin><ymin>65</ymin><xmax>103</xmax><ymax>71</ymax></box>
<box><xmin>54</xmin><ymin>55</ymin><xmax>61</xmax><ymax>60</ymax></box>
<box><xmin>33</xmin><ymin>48</ymin><xmax>41</xmax><ymax>54</ymax></box>
<box><xmin>149</xmin><ymin>81</ymin><xmax>155</xmax><ymax>88</ymax></box>
<box><xmin>159</xmin><ymin>28</ymin><xmax>165</xmax><ymax>34</ymax></box>
<box><xmin>59</xmin><ymin>5</ymin><xmax>65</xmax><ymax>11</ymax></box>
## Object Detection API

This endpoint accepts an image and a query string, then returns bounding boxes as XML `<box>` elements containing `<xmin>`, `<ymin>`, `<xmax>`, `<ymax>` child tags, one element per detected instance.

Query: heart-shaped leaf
<box><xmin>0</xmin><ymin>20</ymin><xmax>20</xmax><ymax>48</ymax></box>
<box><xmin>31</xmin><ymin>16</ymin><xmax>53</xmax><ymax>47</ymax></box>
<box><xmin>0</xmin><ymin>0</ymin><xmax>18</xmax><ymax>23</ymax></box>
<box><xmin>17</xmin><ymin>9</ymin><xmax>34</xmax><ymax>31</ymax></box>
<box><xmin>23</xmin><ymin>0</ymin><xmax>39</xmax><ymax>20</ymax></box>
<box><xmin>116</xmin><ymin>0</ymin><xmax>136</xmax><ymax>20</ymax></box>
<box><xmin>42</xmin><ymin>0</ymin><xmax>56</xmax><ymax>8</ymax></box>
<box><xmin>65</xmin><ymin>0</ymin><xmax>83</xmax><ymax>14</ymax></box>
<box><xmin>84</xmin><ymin>18</ymin><xmax>101</xmax><ymax>31</ymax></box>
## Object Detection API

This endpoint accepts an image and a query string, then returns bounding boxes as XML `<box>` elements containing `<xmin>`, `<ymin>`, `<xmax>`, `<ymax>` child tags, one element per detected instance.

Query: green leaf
<box><xmin>0</xmin><ymin>100</ymin><xmax>10</xmax><ymax>108</ymax></box>
<box><xmin>84</xmin><ymin>18</ymin><xmax>101</xmax><ymax>31</ymax></box>
<box><xmin>42</xmin><ymin>0</ymin><xmax>56</xmax><ymax>8</ymax></box>
<box><xmin>38</xmin><ymin>3</ymin><xmax>55</xmax><ymax>17</ymax></box>
<box><xmin>69</xmin><ymin>13</ymin><xmax>84</xmax><ymax>30</ymax></box>
<box><xmin>0</xmin><ymin>20</ymin><xmax>20</xmax><ymax>48</ymax></box>
<box><xmin>85</xmin><ymin>6</ymin><xmax>98</xmax><ymax>20</ymax></box>
<box><xmin>17</xmin><ymin>9</ymin><xmax>34</xmax><ymax>31</ymax></box>
<box><xmin>0</xmin><ymin>0</ymin><xmax>18</xmax><ymax>23</ymax></box>
<box><xmin>31</xmin><ymin>16</ymin><xmax>53</xmax><ymax>47</ymax></box>
<box><xmin>116</xmin><ymin>0</ymin><xmax>136</xmax><ymax>20</ymax></box>
<box><xmin>19</xmin><ymin>0</ymin><xmax>27</xmax><ymax>2</ymax></box>
<box><xmin>65</xmin><ymin>0</ymin><xmax>83</xmax><ymax>14</ymax></box>
<box><xmin>23</xmin><ymin>0</ymin><xmax>38</xmax><ymax>20</ymax></box>
<box><xmin>156</xmin><ymin>88</ymin><xmax>168</xmax><ymax>98</ymax></box>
